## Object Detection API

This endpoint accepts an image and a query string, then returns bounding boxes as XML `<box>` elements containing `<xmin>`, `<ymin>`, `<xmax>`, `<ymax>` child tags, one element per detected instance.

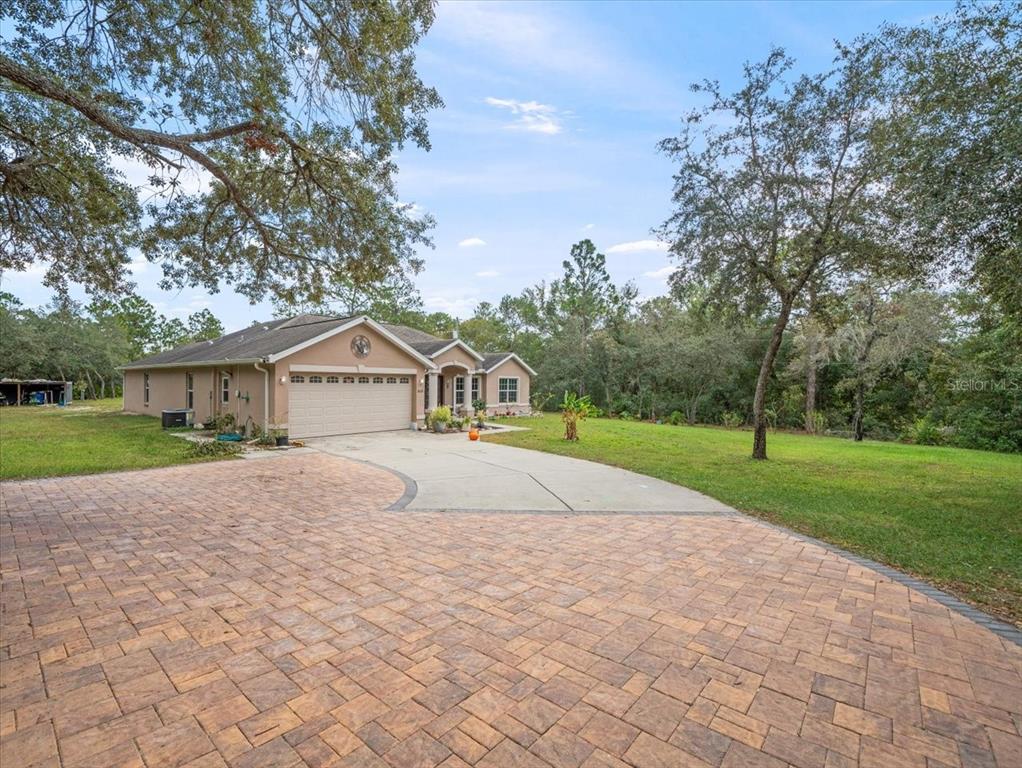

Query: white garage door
<box><xmin>288</xmin><ymin>374</ymin><xmax>412</xmax><ymax>438</ymax></box>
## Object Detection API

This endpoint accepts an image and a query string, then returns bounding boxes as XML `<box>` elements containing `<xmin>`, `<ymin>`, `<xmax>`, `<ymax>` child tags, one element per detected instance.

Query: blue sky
<box><xmin>3</xmin><ymin>0</ymin><xmax>951</xmax><ymax>331</ymax></box>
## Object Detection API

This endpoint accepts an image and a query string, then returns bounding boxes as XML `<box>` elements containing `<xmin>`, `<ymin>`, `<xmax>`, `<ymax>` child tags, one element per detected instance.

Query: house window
<box><xmin>372</xmin><ymin>376</ymin><xmax>384</xmax><ymax>384</ymax></box>
<box><xmin>185</xmin><ymin>373</ymin><xmax>194</xmax><ymax>409</ymax></box>
<box><xmin>386</xmin><ymin>376</ymin><xmax>397</xmax><ymax>384</ymax></box>
<box><xmin>221</xmin><ymin>375</ymin><xmax>230</xmax><ymax>404</ymax></box>
<box><xmin>309</xmin><ymin>375</ymin><xmax>323</xmax><ymax>383</ymax></box>
<box><xmin>290</xmin><ymin>374</ymin><xmax>305</xmax><ymax>383</ymax></box>
<box><xmin>358</xmin><ymin>376</ymin><xmax>369</xmax><ymax>384</ymax></box>
<box><xmin>471</xmin><ymin>376</ymin><xmax>480</xmax><ymax>403</ymax></box>
<box><xmin>498</xmin><ymin>377</ymin><xmax>518</xmax><ymax>404</ymax></box>
<box><xmin>326</xmin><ymin>376</ymin><xmax>339</xmax><ymax>383</ymax></box>
<box><xmin>454</xmin><ymin>376</ymin><xmax>465</xmax><ymax>405</ymax></box>
<box><xmin>399</xmin><ymin>377</ymin><xmax>409</xmax><ymax>384</ymax></box>
<box><xmin>143</xmin><ymin>373</ymin><xmax>150</xmax><ymax>406</ymax></box>
<box><xmin>343</xmin><ymin>376</ymin><xmax>355</xmax><ymax>383</ymax></box>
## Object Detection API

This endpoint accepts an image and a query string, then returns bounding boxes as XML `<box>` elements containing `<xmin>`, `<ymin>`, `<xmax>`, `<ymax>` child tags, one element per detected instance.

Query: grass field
<box><xmin>488</xmin><ymin>414</ymin><xmax>1022</xmax><ymax>625</ymax></box>
<box><xmin>0</xmin><ymin>399</ymin><xmax>231</xmax><ymax>480</ymax></box>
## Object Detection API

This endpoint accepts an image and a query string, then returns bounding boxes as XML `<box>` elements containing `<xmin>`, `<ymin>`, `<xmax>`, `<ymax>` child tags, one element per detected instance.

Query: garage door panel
<box><xmin>289</xmin><ymin>380</ymin><xmax>411</xmax><ymax>437</ymax></box>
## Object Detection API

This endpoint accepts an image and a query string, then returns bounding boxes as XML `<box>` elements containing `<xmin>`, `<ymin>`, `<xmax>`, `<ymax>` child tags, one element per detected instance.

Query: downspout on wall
<box><xmin>253</xmin><ymin>359</ymin><xmax>270</xmax><ymax>433</ymax></box>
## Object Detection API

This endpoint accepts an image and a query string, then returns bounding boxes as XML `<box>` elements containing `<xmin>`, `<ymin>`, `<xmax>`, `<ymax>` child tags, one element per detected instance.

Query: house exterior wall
<box><xmin>123</xmin><ymin>364</ymin><xmax>270</xmax><ymax>430</ymax></box>
<box><xmin>273</xmin><ymin>324</ymin><xmax>427</xmax><ymax>429</ymax></box>
<box><xmin>121</xmin><ymin>324</ymin><xmax>534</xmax><ymax>430</ymax></box>
<box><xmin>430</xmin><ymin>345</ymin><xmax>479</xmax><ymax>372</ymax></box>
<box><xmin>483</xmin><ymin>358</ymin><xmax>532</xmax><ymax>415</ymax></box>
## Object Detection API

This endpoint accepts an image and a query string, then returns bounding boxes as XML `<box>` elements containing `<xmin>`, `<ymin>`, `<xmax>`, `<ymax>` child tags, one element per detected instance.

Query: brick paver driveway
<box><xmin>2</xmin><ymin>454</ymin><xmax>1020</xmax><ymax>768</ymax></box>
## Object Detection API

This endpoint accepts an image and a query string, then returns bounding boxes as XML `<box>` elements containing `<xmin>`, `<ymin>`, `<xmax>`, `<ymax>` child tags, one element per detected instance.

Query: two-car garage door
<box><xmin>288</xmin><ymin>374</ymin><xmax>412</xmax><ymax>438</ymax></box>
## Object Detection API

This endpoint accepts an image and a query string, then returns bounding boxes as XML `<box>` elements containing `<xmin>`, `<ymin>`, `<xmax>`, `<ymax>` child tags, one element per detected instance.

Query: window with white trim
<box><xmin>290</xmin><ymin>374</ymin><xmax>305</xmax><ymax>383</ymax></box>
<box><xmin>309</xmin><ymin>375</ymin><xmax>323</xmax><ymax>383</ymax></box>
<box><xmin>358</xmin><ymin>376</ymin><xmax>369</xmax><ymax>384</ymax></box>
<box><xmin>454</xmin><ymin>376</ymin><xmax>465</xmax><ymax>405</ymax></box>
<box><xmin>471</xmin><ymin>376</ymin><xmax>479</xmax><ymax>402</ymax></box>
<box><xmin>143</xmin><ymin>373</ymin><xmax>150</xmax><ymax>405</ymax></box>
<box><xmin>372</xmin><ymin>376</ymin><xmax>384</xmax><ymax>384</ymax></box>
<box><xmin>498</xmin><ymin>377</ymin><xmax>518</xmax><ymax>404</ymax></box>
<box><xmin>221</xmin><ymin>375</ymin><xmax>230</xmax><ymax>404</ymax></box>
<box><xmin>343</xmin><ymin>376</ymin><xmax>355</xmax><ymax>383</ymax></box>
<box><xmin>386</xmin><ymin>376</ymin><xmax>397</xmax><ymax>384</ymax></box>
<box><xmin>326</xmin><ymin>376</ymin><xmax>339</xmax><ymax>383</ymax></box>
<box><xmin>399</xmin><ymin>377</ymin><xmax>409</xmax><ymax>384</ymax></box>
<box><xmin>185</xmin><ymin>372</ymin><xmax>194</xmax><ymax>409</ymax></box>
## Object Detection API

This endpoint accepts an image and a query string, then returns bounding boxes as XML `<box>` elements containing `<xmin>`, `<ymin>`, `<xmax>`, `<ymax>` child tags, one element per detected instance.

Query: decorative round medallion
<box><xmin>351</xmin><ymin>334</ymin><xmax>371</xmax><ymax>359</ymax></box>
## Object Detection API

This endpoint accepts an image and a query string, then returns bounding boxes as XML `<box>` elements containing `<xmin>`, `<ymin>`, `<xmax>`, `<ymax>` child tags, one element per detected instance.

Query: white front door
<box><xmin>288</xmin><ymin>374</ymin><xmax>412</xmax><ymax>438</ymax></box>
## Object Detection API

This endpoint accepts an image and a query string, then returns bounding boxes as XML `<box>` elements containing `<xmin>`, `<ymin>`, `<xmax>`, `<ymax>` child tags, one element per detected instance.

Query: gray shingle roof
<box><xmin>122</xmin><ymin>315</ymin><xmax>531</xmax><ymax>372</ymax></box>
<box><xmin>379</xmin><ymin>324</ymin><xmax>451</xmax><ymax>356</ymax></box>
<box><xmin>123</xmin><ymin>314</ymin><xmax>357</xmax><ymax>367</ymax></box>
<box><xmin>480</xmin><ymin>352</ymin><xmax>513</xmax><ymax>370</ymax></box>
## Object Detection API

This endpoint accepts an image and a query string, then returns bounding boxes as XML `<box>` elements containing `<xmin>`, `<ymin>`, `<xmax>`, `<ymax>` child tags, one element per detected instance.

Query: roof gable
<box><xmin>482</xmin><ymin>352</ymin><xmax>538</xmax><ymax>377</ymax></box>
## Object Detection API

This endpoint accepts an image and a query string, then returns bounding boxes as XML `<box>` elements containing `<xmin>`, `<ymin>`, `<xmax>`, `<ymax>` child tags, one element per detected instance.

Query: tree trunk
<box><xmin>805</xmin><ymin>333</ymin><xmax>818</xmax><ymax>433</ymax></box>
<box><xmin>752</xmin><ymin>300</ymin><xmax>793</xmax><ymax>460</ymax></box>
<box><xmin>852</xmin><ymin>379</ymin><xmax>865</xmax><ymax>441</ymax></box>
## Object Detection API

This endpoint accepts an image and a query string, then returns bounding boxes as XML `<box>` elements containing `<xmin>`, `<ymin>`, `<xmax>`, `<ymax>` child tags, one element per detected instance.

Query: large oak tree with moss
<box><xmin>1</xmin><ymin>0</ymin><xmax>441</xmax><ymax>302</ymax></box>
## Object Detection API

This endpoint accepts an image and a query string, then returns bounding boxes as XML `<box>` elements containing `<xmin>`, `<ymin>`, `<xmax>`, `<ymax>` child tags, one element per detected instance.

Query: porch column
<box><xmin>427</xmin><ymin>371</ymin><xmax>438</xmax><ymax>411</ymax></box>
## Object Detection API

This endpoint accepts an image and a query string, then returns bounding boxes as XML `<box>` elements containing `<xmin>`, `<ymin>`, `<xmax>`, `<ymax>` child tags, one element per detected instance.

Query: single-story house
<box><xmin>121</xmin><ymin>314</ymin><xmax>535</xmax><ymax>438</ymax></box>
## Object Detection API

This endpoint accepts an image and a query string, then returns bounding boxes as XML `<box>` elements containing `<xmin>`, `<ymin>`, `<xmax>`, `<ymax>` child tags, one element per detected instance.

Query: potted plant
<box><xmin>429</xmin><ymin>406</ymin><xmax>452</xmax><ymax>433</ymax></box>
<box><xmin>270</xmin><ymin>424</ymin><xmax>289</xmax><ymax>446</ymax></box>
<box><xmin>472</xmin><ymin>398</ymin><xmax>487</xmax><ymax>427</ymax></box>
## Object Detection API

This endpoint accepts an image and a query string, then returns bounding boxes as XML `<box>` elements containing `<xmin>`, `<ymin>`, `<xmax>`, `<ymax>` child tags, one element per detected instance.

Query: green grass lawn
<box><xmin>0</xmin><ymin>399</ymin><xmax>232</xmax><ymax>480</ymax></box>
<box><xmin>488</xmin><ymin>414</ymin><xmax>1022</xmax><ymax>625</ymax></box>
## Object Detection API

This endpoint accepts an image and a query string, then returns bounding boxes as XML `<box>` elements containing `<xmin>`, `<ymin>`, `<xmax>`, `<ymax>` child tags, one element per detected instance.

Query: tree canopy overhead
<box><xmin>1</xmin><ymin>0</ymin><xmax>441</xmax><ymax>302</ymax></box>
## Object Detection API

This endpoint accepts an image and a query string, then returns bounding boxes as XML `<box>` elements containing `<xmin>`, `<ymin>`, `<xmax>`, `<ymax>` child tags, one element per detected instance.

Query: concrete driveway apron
<box><xmin>305</xmin><ymin>430</ymin><xmax>733</xmax><ymax>514</ymax></box>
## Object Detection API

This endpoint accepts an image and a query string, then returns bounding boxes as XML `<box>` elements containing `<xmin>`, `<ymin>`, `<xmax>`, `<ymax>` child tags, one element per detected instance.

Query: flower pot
<box><xmin>433</xmin><ymin>422</ymin><xmax>446</xmax><ymax>433</ymax></box>
<box><xmin>275</xmin><ymin>435</ymin><xmax>289</xmax><ymax>446</ymax></box>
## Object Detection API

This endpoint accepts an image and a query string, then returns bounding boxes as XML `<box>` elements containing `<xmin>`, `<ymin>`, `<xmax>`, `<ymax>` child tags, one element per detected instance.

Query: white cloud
<box><xmin>434</xmin><ymin>1</ymin><xmax>684</xmax><ymax>113</ymax></box>
<box><xmin>475</xmin><ymin>270</ymin><xmax>500</xmax><ymax>278</ymax></box>
<box><xmin>485</xmin><ymin>97</ymin><xmax>564</xmax><ymax>135</ymax></box>
<box><xmin>458</xmin><ymin>237</ymin><xmax>487</xmax><ymax>248</ymax></box>
<box><xmin>127</xmin><ymin>254</ymin><xmax>149</xmax><ymax>275</ymax></box>
<box><xmin>643</xmin><ymin>265</ymin><xmax>678</xmax><ymax>280</ymax></box>
<box><xmin>423</xmin><ymin>294</ymin><xmax>479</xmax><ymax>317</ymax></box>
<box><xmin>583</xmin><ymin>223</ymin><xmax>595</xmax><ymax>231</ymax></box>
<box><xmin>399</xmin><ymin>201</ymin><xmax>428</xmax><ymax>220</ymax></box>
<box><xmin>607</xmin><ymin>239</ymin><xmax>670</xmax><ymax>254</ymax></box>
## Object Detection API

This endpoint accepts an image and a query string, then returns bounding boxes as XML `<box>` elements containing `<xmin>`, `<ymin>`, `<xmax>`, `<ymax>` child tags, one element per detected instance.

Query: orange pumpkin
<box><xmin>468</xmin><ymin>429</ymin><xmax>479</xmax><ymax>441</ymax></box>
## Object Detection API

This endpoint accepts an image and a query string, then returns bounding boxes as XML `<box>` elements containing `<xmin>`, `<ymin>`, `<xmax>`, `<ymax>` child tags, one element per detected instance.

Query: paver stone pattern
<box><xmin>2</xmin><ymin>453</ymin><xmax>1020</xmax><ymax>768</ymax></box>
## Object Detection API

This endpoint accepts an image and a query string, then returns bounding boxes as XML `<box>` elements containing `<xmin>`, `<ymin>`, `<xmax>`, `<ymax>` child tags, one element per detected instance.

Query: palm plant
<box><xmin>560</xmin><ymin>391</ymin><xmax>597</xmax><ymax>441</ymax></box>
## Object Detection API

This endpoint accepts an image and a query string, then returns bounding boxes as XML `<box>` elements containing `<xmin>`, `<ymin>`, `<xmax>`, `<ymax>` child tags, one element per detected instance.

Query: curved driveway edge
<box><xmin>306</xmin><ymin>430</ymin><xmax>734</xmax><ymax>515</ymax></box>
<box><xmin>307</xmin><ymin>431</ymin><xmax>1022</xmax><ymax>646</ymax></box>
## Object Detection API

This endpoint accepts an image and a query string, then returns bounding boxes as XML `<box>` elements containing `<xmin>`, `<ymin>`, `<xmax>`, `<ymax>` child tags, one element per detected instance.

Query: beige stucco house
<box><xmin>121</xmin><ymin>314</ymin><xmax>535</xmax><ymax>438</ymax></box>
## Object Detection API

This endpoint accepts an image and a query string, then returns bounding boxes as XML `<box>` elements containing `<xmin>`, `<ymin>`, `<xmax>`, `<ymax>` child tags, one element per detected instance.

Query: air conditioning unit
<box><xmin>161</xmin><ymin>408</ymin><xmax>194</xmax><ymax>428</ymax></box>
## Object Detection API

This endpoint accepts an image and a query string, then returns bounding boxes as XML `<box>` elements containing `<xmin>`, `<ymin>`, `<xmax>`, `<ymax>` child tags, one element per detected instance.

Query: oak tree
<box><xmin>1</xmin><ymin>0</ymin><xmax>441</xmax><ymax>301</ymax></box>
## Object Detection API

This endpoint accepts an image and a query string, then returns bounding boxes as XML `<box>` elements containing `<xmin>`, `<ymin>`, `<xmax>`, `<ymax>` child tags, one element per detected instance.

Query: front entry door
<box><xmin>437</xmin><ymin>374</ymin><xmax>445</xmax><ymax>406</ymax></box>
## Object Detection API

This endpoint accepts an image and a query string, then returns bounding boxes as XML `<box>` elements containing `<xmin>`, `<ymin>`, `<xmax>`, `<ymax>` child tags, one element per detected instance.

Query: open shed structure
<box><xmin>0</xmin><ymin>379</ymin><xmax>73</xmax><ymax>406</ymax></box>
